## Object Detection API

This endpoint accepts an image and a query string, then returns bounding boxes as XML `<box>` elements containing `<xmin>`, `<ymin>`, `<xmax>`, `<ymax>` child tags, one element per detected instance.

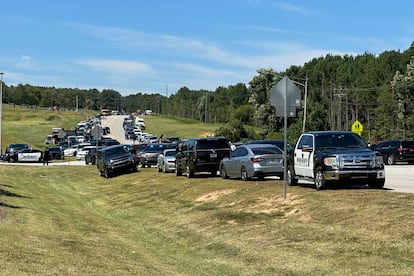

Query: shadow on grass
<box><xmin>0</xmin><ymin>184</ymin><xmax>31</xmax><ymax>209</ymax></box>
<box><xmin>297</xmin><ymin>182</ymin><xmax>391</xmax><ymax>191</ymax></box>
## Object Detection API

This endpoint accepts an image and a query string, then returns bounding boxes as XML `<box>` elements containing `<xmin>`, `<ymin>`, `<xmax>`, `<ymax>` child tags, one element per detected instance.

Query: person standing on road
<box><xmin>43</xmin><ymin>147</ymin><xmax>50</xmax><ymax>166</ymax></box>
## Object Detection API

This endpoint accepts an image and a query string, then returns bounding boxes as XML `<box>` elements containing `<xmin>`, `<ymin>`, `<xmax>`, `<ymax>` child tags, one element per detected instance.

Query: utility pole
<box><xmin>205</xmin><ymin>92</ymin><xmax>208</xmax><ymax>123</ymax></box>
<box><xmin>0</xmin><ymin>72</ymin><xmax>4</xmax><ymax>154</ymax></box>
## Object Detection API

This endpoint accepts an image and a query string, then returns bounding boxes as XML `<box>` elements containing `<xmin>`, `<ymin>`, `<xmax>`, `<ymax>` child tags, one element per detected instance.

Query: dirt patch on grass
<box><xmin>195</xmin><ymin>190</ymin><xmax>309</xmax><ymax>221</ymax></box>
<box><xmin>195</xmin><ymin>189</ymin><xmax>236</xmax><ymax>202</ymax></box>
<box><xmin>240</xmin><ymin>193</ymin><xmax>306</xmax><ymax>218</ymax></box>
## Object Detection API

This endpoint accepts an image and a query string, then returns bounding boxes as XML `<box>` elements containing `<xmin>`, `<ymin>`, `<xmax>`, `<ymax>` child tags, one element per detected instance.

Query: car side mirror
<box><xmin>302</xmin><ymin>145</ymin><xmax>313</xmax><ymax>152</ymax></box>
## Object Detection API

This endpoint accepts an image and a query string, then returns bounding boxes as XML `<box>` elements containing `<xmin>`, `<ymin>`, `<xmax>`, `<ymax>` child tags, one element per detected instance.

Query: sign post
<box><xmin>270</xmin><ymin>76</ymin><xmax>301</xmax><ymax>199</ymax></box>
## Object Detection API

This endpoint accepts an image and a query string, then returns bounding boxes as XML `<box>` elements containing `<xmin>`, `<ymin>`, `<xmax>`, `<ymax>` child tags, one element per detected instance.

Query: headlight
<box><xmin>375</xmin><ymin>155</ymin><xmax>384</xmax><ymax>166</ymax></box>
<box><xmin>324</xmin><ymin>157</ymin><xmax>338</xmax><ymax>168</ymax></box>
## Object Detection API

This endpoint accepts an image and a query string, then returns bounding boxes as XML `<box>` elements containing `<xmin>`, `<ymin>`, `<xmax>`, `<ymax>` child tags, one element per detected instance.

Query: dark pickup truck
<box><xmin>96</xmin><ymin>144</ymin><xmax>137</xmax><ymax>178</ymax></box>
<box><xmin>287</xmin><ymin>131</ymin><xmax>385</xmax><ymax>190</ymax></box>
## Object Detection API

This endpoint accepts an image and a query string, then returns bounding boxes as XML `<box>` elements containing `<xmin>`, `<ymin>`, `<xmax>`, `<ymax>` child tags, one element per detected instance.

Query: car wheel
<box><xmin>241</xmin><ymin>166</ymin><xmax>250</xmax><ymax>181</ymax></box>
<box><xmin>314</xmin><ymin>167</ymin><xmax>327</xmax><ymax>190</ymax></box>
<box><xmin>186</xmin><ymin>163</ymin><xmax>194</xmax><ymax>178</ymax></box>
<box><xmin>386</xmin><ymin>155</ymin><xmax>395</xmax><ymax>165</ymax></box>
<box><xmin>368</xmin><ymin>179</ymin><xmax>385</xmax><ymax>189</ymax></box>
<box><xmin>287</xmin><ymin>165</ymin><xmax>298</xmax><ymax>186</ymax></box>
<box><xmin>104</xmin><ymin>168</ymin><xmax>111</xmax><ymax>178</ymax></box>
<box><xmin>220</xmin><ymin>165</ymin><xmax>229</xmax><ymax>179</ymax></box>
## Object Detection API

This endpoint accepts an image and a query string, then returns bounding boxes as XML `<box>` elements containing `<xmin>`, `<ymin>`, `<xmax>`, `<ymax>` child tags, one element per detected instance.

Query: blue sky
<box><xmin>1</xmin><ymin>0</ymin><xmax>413</xmax><ymax>96</ymax></box>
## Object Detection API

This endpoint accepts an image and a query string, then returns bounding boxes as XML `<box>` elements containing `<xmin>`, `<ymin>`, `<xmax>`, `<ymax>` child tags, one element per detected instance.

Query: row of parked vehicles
<box><xmin>98</xmin><ymin>119</ymin><xmax>414</xmax><ymax>190</ymax></box>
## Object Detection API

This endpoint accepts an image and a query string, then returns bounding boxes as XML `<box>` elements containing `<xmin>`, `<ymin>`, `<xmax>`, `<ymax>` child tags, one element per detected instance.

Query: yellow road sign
<box><xmin>352</xmin><ymin>120</ymin><xmax>363</xmax><ymax>135</ymax></box>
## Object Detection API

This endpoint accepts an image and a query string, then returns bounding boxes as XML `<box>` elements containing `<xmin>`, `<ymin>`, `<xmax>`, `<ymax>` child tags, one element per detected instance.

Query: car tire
<box><xmin>241</xmin><ymin>166</ymin><xmax>250</xmax><ymax>181</ymax></box>
<box><xmin>104</xmin><ymin>168</ymin><xmax>111</xmax><ymax>178</ymax></box>
<box><xmin>314</xmin><ymin>167</ymin><xmax>327</xmax><ymax>190</ymax></box>
<box><xmin>287</xmin><ymin>165</ymin><xmax>298</xmax><ymax>186</ymax></box>
<box><xmin>220</xmin><ymin>165</ymin><xmax>228</xmax><ymax>179</ymax></box>
<box><xmin>368</xmin><ymin>179</ymin><xmax>385</xmax><ymax>189</ymax></box>
<box><xmin>186</xmin><ymin>163</ymin><xmax>194</xmax><ymax>178</ymax></box>
<box><xmin>386</xmin><ymin>155</ymin><xmax>395</xmax><ymax>165</ymax></box>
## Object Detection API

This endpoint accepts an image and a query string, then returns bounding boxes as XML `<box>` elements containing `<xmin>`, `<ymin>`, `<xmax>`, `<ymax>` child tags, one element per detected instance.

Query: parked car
<box><xmin>96</xmin><ymin>144</ymin><xmax>137</xmax><ymax>178</ymax></box>
<box><xmin>140</xmin><ymin>143</ymin><xmax>170</xmax><ymax>168</ymax></box>
<box><xmin>246</xmin><ymin>139</ymin><xmax>294</xmax><ymax>152</ymax></box>
<box><xmin>175</xmin><ymin>137</ymin><xmax>231</xmax><ymax>178</ymax></box>
<box><xmin>134</xmin><ymin>143</ymin><xmax>148</xmax><ymax>165</ymax></box>
<box><xmin>63</xmin><ymin>144</ymin><xmax>80</xmax><ymax>157</ymax></box>
<box><xmin>76</xmin><ymin>145</ymin><xmax>96</xmax><ymax>160</ymax></box>
<box><xmin>374</xmin><ymin>140</ymin><xmax>414</xmax><ymax>165</ymax></box>
<box><xmin>48</xmin><ymin>146</ymin><xmax>64</xmax><ymax>160</ymax></box>
<box><xmin>219</xmin><ymin>144</ymin><xmax>284</xmax><ymax>181</ymax></box>
<box><xmin>17</xmin><ymin>148</ymin><xmax>43</xmax><ymax>163</ymax></box>
<box><xmin>85</xmin><ymin>146</ymin><xmax>103</xmax><ymax>165</ymax></box>
<box><xmin>157</xmin><ymin>148</ymin><xmax>177</xmax><ymax>173</ymax></box>
<box><xmin>4</xmin><ymin>143</ymin><xmax>30</xmax><ymax>162</ymax></box>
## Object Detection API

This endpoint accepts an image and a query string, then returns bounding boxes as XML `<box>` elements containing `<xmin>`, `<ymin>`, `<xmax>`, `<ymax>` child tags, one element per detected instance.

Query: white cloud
<box><xmin>76</xmin><ymin>59</ymin><xmax>152</xmax><ymax>74</ymax></box>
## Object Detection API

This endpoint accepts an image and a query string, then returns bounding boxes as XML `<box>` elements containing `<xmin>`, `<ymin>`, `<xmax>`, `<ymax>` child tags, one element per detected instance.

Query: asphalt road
<box><xmin>384</xmin><ymin>165</ymin><xmax>414</xmax><ymax>193</ymax></box>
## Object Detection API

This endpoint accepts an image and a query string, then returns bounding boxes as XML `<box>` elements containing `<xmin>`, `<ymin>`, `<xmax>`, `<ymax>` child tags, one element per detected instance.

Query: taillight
<box><xmin>398</xmin><ymin>147</ymin><xmax>408</xmax><ymax>153</ymax></box>
<box><xmin>251</xmin><ymin>157</ymin><xmax>264</xmax><ymax>163</ymax></box>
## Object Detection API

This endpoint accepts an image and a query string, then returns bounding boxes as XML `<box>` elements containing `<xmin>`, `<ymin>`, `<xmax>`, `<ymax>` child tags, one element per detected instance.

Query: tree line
<box><xmin>2</xmin><ymin>42</ymin><xmax>414</xmax><ymax>143</ymax></box>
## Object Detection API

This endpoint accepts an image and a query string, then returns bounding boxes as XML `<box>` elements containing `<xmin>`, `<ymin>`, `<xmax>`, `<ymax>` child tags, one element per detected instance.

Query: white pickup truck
<box><xmin>287</xmin><ymin>131</ymin><xmax>385</xmax><ymax>190</ymax></box>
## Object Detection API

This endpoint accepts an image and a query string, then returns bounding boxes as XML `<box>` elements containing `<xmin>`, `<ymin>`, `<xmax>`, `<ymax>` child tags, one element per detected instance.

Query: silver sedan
<box><xmin>157</xmin><ymin>148</ymin><xmax>177</xmax><ymax>173</ymax></box>
<box><xmin>219</xmin><ymin>144</ymin><xmax>284</xmax><ymax>181</ymax></box>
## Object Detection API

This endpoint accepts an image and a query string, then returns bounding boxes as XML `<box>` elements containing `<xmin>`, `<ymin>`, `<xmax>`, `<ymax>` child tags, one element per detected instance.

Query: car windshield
<box><xmin>105</xmin><ymin>146</ymin><xmax>128</xmax><ymax>158</ymax></box>
<box><xmin>316</xmin><ymin>133</ymin><xmax>367</xmax><ymax>149</ymax></box>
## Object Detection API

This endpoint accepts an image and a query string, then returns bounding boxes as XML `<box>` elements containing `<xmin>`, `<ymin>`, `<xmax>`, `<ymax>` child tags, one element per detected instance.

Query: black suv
<box><xmin>96</xmin><ymin>145</ymin><xmax>137</xmax><ymax>178</ymax></box>
<box><xmin>374</xmin><ymin>140</ymin><xmax>414</xmax><ymax>165</ymax></box>
<box><xmin>49</xmin><ymin>146</ymin><xmax>64</xmax><ymax>160</ymax></box>
<box><xmin>175</xmin><ymin>137</ymin><xmax>231</xmax><ymax>178</ymax></box>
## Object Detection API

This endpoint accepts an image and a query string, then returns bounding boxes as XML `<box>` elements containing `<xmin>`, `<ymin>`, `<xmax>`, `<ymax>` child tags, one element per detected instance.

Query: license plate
<box><xmin>210</xmin><ymin>153</ymin><xmax>217</xmax><ymax>158</ymax></box>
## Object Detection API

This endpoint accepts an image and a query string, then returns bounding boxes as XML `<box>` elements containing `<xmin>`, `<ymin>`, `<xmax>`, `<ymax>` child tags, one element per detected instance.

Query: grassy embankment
<box><xmin>1</xmin><ymin>106</ymin><xmax>414</xmax><ymax>275</ymax></box>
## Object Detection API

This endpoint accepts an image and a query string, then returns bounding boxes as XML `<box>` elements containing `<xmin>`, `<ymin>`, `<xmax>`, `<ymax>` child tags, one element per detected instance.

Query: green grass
<box><xmin>1</xmin><ymin>104</ymin><xmax>96</xmax><ymax>152</ymax></box>
<box><xmin>1</xmin><ymin>106</ymin><xmax>414</xmax><ymax>275</ymax></box>
<box><xmin>142</xmin><ymin>114</ymin><xmax>222</xmax><ymax>139</ymax></box>
<box><xmin>1</xmin><ymin>165</ymin><xmax>414</xmax><ymax>275</ymax></box>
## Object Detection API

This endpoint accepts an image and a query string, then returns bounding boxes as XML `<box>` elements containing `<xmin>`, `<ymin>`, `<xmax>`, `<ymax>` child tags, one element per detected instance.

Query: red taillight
<box><xmin>398</xmin><ymin>147</ymin><xmax>408</xmax><ymax>153</ymax></box>
<box><xmin>251</xmin><ymin>157</ymin><xmax>264</xmax><ymax>163</ymax></box>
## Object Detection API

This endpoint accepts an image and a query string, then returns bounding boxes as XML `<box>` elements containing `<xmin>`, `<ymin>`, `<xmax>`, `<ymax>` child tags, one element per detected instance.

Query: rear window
<box><xmin>165</xmin><ymin>150</ymin><xmax>177</xmax><ymax>157</ymax></box>
<box><xmin>252</xmin><ymin>147</ymin><xmax>282</xmax><ymax>155</ymax></box>
<box><xmin>401</xmin><ymin>141</ymin><xmax>414</xmax><ymax>148</ymax></box>
<box><xmin>197</xmin><ymin>139</ymin><xmax>229</xmax><ymax>149</ymax></box>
